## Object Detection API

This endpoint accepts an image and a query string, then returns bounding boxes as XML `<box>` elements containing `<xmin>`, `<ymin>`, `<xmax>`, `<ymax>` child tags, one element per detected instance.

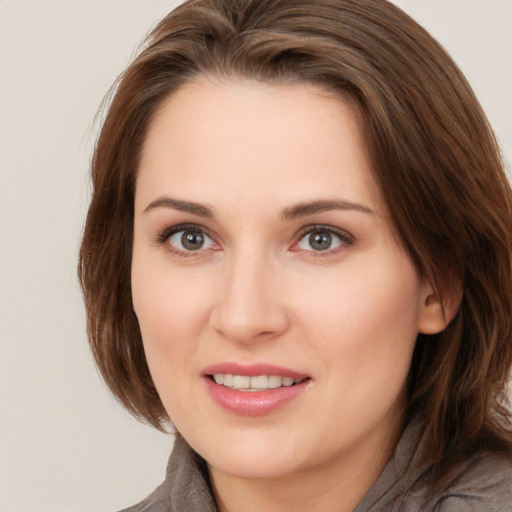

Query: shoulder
<box><xmin>115</xmin><ymin>435</ymin><xmax>216</xmax><ymax>512</ymax></box>
<box><xmin>356</xmin><ymin>419</ymin><xmax>512</xmax><ymax>512</ymax></box>
<box><xmin>430</xmin><ymin>449</ymin><xmax>512</xmax><ymax>511</ymax></box>
<box><xmin>116</xmin><ymin>479</ymin><xmax>171</xmax><ymax>512</ymax></box>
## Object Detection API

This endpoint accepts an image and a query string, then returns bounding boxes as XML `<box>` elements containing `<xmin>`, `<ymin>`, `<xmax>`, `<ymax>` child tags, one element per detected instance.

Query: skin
<box><xmin>131</xmin><ymin>78</ymin><xmax>450</xmax><ymax>512</ymax></box>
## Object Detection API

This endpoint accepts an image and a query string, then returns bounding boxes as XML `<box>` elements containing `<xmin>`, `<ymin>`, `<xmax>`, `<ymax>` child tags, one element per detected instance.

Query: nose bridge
<box><xmin>211</xmin><ymin>244</ymin><xmax>288</xmax><ymax>343</ymax></box>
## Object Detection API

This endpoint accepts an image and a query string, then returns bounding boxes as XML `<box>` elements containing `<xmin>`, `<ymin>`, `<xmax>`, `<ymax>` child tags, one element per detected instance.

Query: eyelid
<box><xmin>154</xmin><ymin>222</ymin><xmax>353</xmax><ymax>257</ymax></box>
<box><xmin>155</xmin><ymin>223</ymin><xmax>219</xmax><ymax>256</ymax></box>
<box><xmin>292</xmin><ymin>224</ymin><xmax>354</xmax><ymax>254</ymax></box>
<box><xmin>156</xmin><ymin>223</ymin><xmax>206</xmax><ymax>243</ymax></box>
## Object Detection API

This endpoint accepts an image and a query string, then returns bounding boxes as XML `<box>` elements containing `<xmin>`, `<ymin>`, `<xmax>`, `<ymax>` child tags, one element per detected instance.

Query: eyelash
<box><xmin>155</xmin><ymin>223</ymin><xmax>217</xmax><ymax>258</ymax></box>
<box><xmin>154</xmin><ymin>223</ymin><xmax>354</xmax><ymax>257</ymax></box>
<box><xmin>293</xmin><ymin>224</ymin><xmax>354</xmax><ymax>256</ymax></box>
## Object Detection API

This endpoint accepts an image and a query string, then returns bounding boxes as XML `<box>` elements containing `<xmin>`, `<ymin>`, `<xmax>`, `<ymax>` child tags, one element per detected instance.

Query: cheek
<box><xmin>131</xmin><ymin>264</ymin><xmax>215</xmax><ymax>427</ymax></box>
<box><xmin>296</xmin><ymin>254</ymin><xmax>421</xmax><ymax>381</ymax></box>
<box><xmin>132</xmin><ymin>247</ymin><xmax>211</xmax><ymax>330</ymax></box>
<box><xmin>131</xmin><ymin>258</ymin><xmax>213</xmax><ymax>380</ymax></box>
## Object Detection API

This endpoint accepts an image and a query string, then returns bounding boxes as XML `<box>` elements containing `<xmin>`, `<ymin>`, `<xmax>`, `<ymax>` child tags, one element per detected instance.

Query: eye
<box><xmin>295</xmin><ymin>226</ymin><xmax>352</xmax><ymax>253</ymax></box>
<box><xmin>165</xmin><ymin>226</ymin><xmax>215</xmax><ymax>252</ymax></box>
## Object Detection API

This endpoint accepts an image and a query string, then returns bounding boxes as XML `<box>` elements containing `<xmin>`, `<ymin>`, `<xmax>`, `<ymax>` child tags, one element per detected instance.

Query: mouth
<box><xmin>208</xmin><ymin>373</ymin><xmax>308</xmax><ymax>391</ymax></box>
<box><xmin>202</xmin><ymin>364</ymin><xmax>311</xmax><ymax>415</ymax></box>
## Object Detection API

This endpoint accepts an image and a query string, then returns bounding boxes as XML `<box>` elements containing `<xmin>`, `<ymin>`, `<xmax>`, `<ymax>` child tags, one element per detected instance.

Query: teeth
<box><xmin>212</xmin><ymin>374</ymin><xmax>303</xmax><ymax>391</ymax></box>
<box><xmin>282</xmin><ymin>377</ymin><xmax>295</xmax><ymax>386</ymax></box>
<box><xmin>233</xmin><ymin>375</ymin><xmax>250</xmax><ymax>389</ymax></box>
<box><xmin>268</xmin><ymin>375</ymin><xmax>281</xmax><ymax>389</ymax></box>
<box><xmin>250</xmin><ymin>375</ymin><xmax>268</xmax><ymax>389</ymax></box>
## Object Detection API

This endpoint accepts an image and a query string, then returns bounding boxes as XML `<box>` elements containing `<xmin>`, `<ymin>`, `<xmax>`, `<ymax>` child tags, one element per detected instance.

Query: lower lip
<box><xmin>204</xmin><ymin>377</ymin><xmax>309</xmax><ymax>416</ymax></box>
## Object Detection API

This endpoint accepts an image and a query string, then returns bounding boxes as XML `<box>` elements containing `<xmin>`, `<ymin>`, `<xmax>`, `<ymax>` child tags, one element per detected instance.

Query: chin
<box><xmin>208</xmin><ymin>452</ymin><xmax>302</xmax><ymax>480</ymax></box>
<box><xmin>189</xmin><ymin>429</ymin><xmax>307</xmax><ymax>480</ymax></box>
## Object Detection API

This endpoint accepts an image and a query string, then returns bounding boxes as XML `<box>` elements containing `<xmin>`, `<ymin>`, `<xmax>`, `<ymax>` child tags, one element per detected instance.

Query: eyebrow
<box><xmin>144</xmin><ymin>197</ymin><xmax>214</xmax><ymax>218</ymax></box>
<box><xmin>280</xmin><ymin>199</ymin><xmax>374</xmax><ymax>220</ymax></box>
<box><xmin>143</xmin><ymin>196</ymin><xmax>374</xmax><ymax>220</ymax></box>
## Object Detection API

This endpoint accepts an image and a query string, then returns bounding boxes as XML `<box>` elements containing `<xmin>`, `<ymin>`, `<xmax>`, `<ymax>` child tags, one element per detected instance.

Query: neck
<box><xmin>209</xmin><ymin>414</ymin><xmax>404</xmax><ymax>512</ymax></box>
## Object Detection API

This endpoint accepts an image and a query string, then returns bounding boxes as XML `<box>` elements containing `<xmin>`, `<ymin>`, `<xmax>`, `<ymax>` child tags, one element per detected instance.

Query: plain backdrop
<box><xmin>0</xmin><ymin>1</ymin><xmax>511</xmax><ymax>511</ymax></box>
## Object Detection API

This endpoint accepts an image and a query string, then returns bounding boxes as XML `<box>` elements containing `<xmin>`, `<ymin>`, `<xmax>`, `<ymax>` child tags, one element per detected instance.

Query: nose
<box><xmin>210</xmin><ymin>251</ymin><xmax>290</xmax><ymax>344</ymax></box>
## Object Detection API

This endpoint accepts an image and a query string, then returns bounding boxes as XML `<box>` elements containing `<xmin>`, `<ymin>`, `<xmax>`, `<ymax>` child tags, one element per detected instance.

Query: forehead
<box><xmin>136</xmin><ymin>78</ymin><xmax>383</xmax><ymax>214</ymax></box>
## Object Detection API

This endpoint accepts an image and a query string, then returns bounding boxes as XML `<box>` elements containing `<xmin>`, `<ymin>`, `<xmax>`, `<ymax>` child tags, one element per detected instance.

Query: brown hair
<box><xmin>79</xmin><ymin>0</ymin><xmax>512</xmax><ymax>483</ymax></box>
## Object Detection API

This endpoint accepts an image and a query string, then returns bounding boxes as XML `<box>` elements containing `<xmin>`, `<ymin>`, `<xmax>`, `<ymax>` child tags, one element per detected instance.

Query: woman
<box><xmin>78</xmin><ymin>0</ymin><xmax>512</xmax><ymax>510</ymax></box>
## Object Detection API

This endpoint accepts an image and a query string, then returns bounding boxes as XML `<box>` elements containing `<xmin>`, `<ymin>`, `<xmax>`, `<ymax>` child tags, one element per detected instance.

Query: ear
<box><xmin>418</xmin><ymin>278</ymin><xmax>462</xmax><ymax>335</ymax></box>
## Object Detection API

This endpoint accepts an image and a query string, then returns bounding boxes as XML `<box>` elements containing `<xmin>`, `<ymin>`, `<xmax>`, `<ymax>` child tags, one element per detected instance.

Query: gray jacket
<box><xmin>120</xmin><ymin>420</ymin><xmax>512</xmax><ymax>511</ymax></box>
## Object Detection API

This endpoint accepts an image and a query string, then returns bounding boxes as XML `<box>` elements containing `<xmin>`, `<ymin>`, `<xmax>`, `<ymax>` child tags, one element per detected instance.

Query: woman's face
<box><xmin>132</xmin><ymin>79</ymin><xmax>435</xmax><ymax>481</ymax></box>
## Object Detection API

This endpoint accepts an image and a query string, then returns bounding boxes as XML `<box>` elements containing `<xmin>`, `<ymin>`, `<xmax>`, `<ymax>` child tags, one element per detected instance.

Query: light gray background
<box><xmin>0</xmin><ymin>1</ymin><xmax>511</xmax><ymax>511</ymax></box>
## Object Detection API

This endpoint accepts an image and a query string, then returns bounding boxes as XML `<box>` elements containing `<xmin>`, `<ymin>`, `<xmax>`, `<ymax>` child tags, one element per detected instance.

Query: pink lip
<box><xmin>202</xmin><ymin>362</ymin><xmax>308</xmax><ymax>379</ymax></box>
<box><xmin>202</xmin><ymin>362</ymin><xmax>311</xmax><ymax>416</ymax></box>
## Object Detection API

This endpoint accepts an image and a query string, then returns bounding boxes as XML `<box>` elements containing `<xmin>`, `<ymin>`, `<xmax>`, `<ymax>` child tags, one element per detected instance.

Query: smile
<box><xmin>211</xmin><ymin>374</ymin><xmax>306</xmax><ymax>391</ymax></box>
<box><xmin>202</xmin><ymin>363</ymin><xmax>311</xmax><ymax>415</ymax></box>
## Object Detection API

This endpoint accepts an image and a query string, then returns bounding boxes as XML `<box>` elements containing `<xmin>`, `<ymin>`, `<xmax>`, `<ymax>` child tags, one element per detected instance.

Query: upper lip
<box><xmin>201</xmin><ymin>362</ymin><xmax>309</xmax><ymax>379</ymax></box>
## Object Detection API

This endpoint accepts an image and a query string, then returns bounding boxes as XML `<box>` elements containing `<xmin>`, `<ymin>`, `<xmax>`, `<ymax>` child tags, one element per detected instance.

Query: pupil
<box><xmin>181</xmin><ymin>231</ymin><xmax>204</xmax><ymax>250</ymax></box>
<box><xmin>309</xmin><ymin>232</ymin><xmax>332</xmax><ymax>251</ymax></box>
